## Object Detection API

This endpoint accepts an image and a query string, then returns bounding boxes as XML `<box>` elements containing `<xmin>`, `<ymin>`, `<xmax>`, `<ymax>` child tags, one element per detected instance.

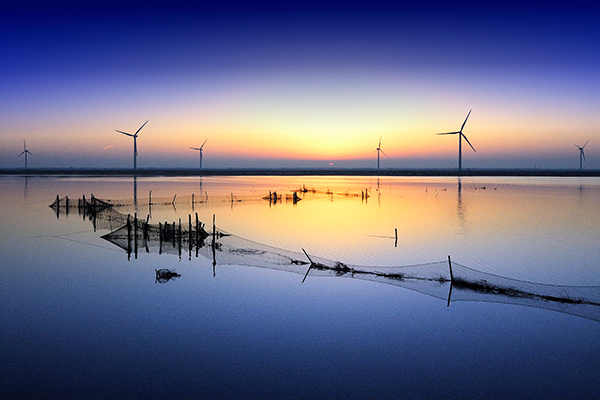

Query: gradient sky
<box><xmin>2</xmin><ymin>1</ymin><xmax>600</xmax><ymax>169</ymax></box>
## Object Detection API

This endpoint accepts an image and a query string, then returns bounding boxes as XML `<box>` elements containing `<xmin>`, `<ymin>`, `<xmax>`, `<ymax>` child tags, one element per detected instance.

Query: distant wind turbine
<box><xmin>17</xmin><ymin>140</ymin><xmax>32</xmax><ymax>168</ymax></box>
<box><xmin>575</xmin><ymin>140</ymin><xmax>589</xmax><ymax>170</ymax></box>
<box><xmin>190</xmin><ymin>139</ymin><xmax>208</xmax><ymax>169</ymax></box>
<box><xmin>115</xmin><ymin>120</ymin><xmax>148</xmax><ymax>170</ymax></box>
<box><xmin>437</xmin><ymin>110</ymin><xmax>476</xmax><ymax>172</ymax></box>
<box><xmin>375</xmin><ymin>136</ymin><xmax>388</xmax><ymax>170</ymax></box>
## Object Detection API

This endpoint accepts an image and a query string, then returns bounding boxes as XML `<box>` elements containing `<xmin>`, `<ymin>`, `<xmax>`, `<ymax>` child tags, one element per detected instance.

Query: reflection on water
<box><xmin>44</xmin><ymin>175</ymin><xmax>600</xmax><ymax>285</ymax></box>
<box><xmin>2</xmin><ymin>175</ymin><xmax>600</xmax><ymax>400</ymax></box>
<box><xmin>456</xmin><ymin>177</ymin><xmax>467</xmax><ymax>235</ymax></box>
<box><xmin>51</xmin><ymin>194</ymin><xmax>600</xmax><ymax>323</ymax></box>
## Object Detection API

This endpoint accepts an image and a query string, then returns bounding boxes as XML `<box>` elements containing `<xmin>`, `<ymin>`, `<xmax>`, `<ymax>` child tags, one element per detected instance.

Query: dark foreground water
<box><xmin>1</xmin><ymin>175</ymin><xmax>599</xmax><ymax>399</ymax></box>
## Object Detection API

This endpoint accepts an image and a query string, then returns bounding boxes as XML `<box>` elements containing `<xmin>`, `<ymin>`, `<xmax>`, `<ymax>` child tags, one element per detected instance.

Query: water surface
<box><xmin>1</xmin><ymin>175</ymin><xmax>599</xmax><ymax>399</ymax></box>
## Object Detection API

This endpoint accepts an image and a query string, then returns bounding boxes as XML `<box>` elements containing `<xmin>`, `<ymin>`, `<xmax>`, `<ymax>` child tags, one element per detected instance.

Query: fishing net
<box><xmin>51</xmin><ymin>195</ymin><xmax>600</xmax><ymax>323</ymax></box>
<box><xmin>50</xmin><ymin>186</ymin><xmax>367</xmax><ymax>212</ymax></box>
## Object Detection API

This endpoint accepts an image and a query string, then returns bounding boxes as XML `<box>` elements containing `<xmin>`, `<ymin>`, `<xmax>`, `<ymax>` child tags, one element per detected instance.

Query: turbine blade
<box><xmin>190</xmin><ymin>147</ymin><xmax>200</xmax><ymax>150</ymax></box>
<box><xmin>379</xmin><ymin>136</ymin><xmax>382</xmax><ymax>148</ymax></box>
<box><xmin>575</xmin><ymin>144</ymin><xmax>581</xmax><ymax>148</ymax></box>
<box><xmin>462</xmin><ymin>133</ymin><xmax>476</xmax><ymax>152</ymax></box>
<box><xmin>437</xmin><ymin>131</ymin><xmax>460</xmax><ymax>135</ymax></box>
<box><xmin>200</xmin><ymin>139</ymin><xmax>208</xmax><ymax>149</ymax></box>
<box><xmin>583</xmin><ymin>140</ymin><xmax>590</xmax><ymax>148</ymax></box>
<box><xmin>380</xmin><ymin>149</ymin><xmax>389</xmax><ymax>158</ymax></box>
<box><xmin>135</xmin><ymin>120</ymin><xmax>149</xmax><ymax>135</ymax></box>
<box><xmin>17</xmin><ymin>151</ymin><xmax>24</xmax><ymax>158</ymax></box>
<box><xmin>582</xmin><ymin>150</ymin><xmax>586</xmax><ymax>161</ymax></box>
<box><xmin>116</xmin><ymin>130</ymin><xmax>135</xmax><ymax>137</ymax></box>
<box><xmin>460</xmin><ymin>109</ymin><xmax>472</xmax><ymax>132</ymax></box>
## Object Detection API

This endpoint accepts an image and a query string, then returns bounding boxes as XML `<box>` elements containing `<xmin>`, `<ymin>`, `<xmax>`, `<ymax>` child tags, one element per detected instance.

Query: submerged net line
<box><xmin>52</xmin><ymin>195</ymin><xmax>600</xmax><ymax>323</ymax></box>
<box><xmin>101</xmin><ymin>220</ymin><xmax>600</xmax><ymax>322</ymax></box>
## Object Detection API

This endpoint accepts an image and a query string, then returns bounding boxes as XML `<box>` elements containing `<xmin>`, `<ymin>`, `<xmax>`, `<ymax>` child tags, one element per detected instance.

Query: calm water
<box><xmin>1</xmin><ymin>175</ymin><xmax>599</xmax><ymax>399</ymax></box>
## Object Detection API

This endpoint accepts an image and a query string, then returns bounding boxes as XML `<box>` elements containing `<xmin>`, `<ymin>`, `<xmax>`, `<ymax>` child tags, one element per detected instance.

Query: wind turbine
<box><xmin>437</xmin><ymin>110</ymin><xmax>476</xmax><ymax>172</ymax></box>
<box><xmin>575</xmin><ymin>140</ymin><xmax>589</xmax><ymax>170</ymax></box>
<box><xmin>115</xmin><ymin>120</ymin><xmax>148</xmax><ymax>170</ymax></box>
<box><xmin>375</xmin><ymin>136</ymin><xmax>388</xmax><ymax>170</ymax></box>
<box><xmin>190</xmin><ymin>139</ymin><xmax>208</xmax><ymax>169</ymax></box>
<box><xmin>17</xmin><ymin>140</ymin><xmax>32</xmax><ymax>168</ymax></box>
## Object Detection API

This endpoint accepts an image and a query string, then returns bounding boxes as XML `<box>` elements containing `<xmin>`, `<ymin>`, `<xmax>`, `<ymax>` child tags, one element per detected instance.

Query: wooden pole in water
<box><xmin>178</xmin><ymin>218</ymin><xmax>182</xmax><ymax>259</ymax></box>
<box><xmin>195</xmin><ymin>212</ymin><xmax>199</xmax><ymax>246</ymax></box>
<box><xmin>91</xmin><ymin>194</ymin><xmax>97</xmax><ymax>231</ymax></box>
<box><xmin>126</xmin><ymin>214</ymin><xmax>132</xmax><ymax>260</ymax></box>
<box><xmin>159</xmin><ymin>222</ymin><xmax>163</xmax><ymax>254</ymax></box>
<box><xmin>134</xmin><ymin>213</ymin><xmax>138</xmax><ymax>259</ymax></box>
<box><xmin>144</xmin><ymin>214</ymin><xmax>150</xmax><ymax>252</ymax></box>
<box><xmin>212</xmin><ymin>213</ymin><xmax>216</xmax><ymax>276</ymax></box>
<box><xmin>195</xmin><ymin>212</ymin><xmax>200</xmax><ymax>257</ymax></box>
<box><xmin>172</xmin><ymin>221</ymin><xmax>176</xmax><ymax>247</ymax></box>
<box><xmin>188</xmin><ymin>214</ymin><xmax>192</xmax><ymax>255</ymax></box>
<box><xmin>447</xmin><ymin>255</ymin><xmax>454</xmax><ymax>307</ymax></box>
<box><xmin>144</xmin><ymin>215</ymin><xmax>150</xmax><ymax>237</ymax></box>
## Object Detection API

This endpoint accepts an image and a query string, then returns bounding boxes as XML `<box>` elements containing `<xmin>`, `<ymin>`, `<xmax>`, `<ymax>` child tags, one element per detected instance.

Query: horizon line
<box><xmin>2</xmin><ymin>167</ymin><xmax>600</xmax><ymax>178</ymax></box>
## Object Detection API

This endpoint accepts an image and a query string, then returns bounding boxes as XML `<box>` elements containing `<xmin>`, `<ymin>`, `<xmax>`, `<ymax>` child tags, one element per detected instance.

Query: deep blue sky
<box><xmin>2</xmin><ymin>2</ymin><xmax>600</xmax><ymax>169</ymax></box>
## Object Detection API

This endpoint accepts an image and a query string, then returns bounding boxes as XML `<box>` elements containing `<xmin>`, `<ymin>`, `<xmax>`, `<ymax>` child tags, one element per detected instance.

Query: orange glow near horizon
<box><xmin>2</xmin><ymin>69</ymin><xmax>599</xmax><ymax>168</ymax></box>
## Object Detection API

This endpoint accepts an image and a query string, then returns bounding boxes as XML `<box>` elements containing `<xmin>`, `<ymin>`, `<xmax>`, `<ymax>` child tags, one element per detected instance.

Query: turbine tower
<box><xmin>17</xmin><ymin>140</ymin><xmax>32</xmax><ymax>169</ymax></box>
<box><xmin>375</xmin><ymin>136</ymin><xmax>388</xmax><ymax>170</ymax></box>
<box><xmin>116</xmin><ymin>120</ymin><xmax>148</xmax><ymax>170</ymax></box>
<box><xmin>575</xmin><ymin>140</ymin><xmax>589</xmax><ymax>170</ymax></box>
<box><xmin>190</xmin><ymin>139</ymin><xmax>208</xmax><ymax>169</ymax></box>
<box><xmin>437</xmin><ymin>110</ymin><xmax>476</xmax><ymax>172</ymax></box>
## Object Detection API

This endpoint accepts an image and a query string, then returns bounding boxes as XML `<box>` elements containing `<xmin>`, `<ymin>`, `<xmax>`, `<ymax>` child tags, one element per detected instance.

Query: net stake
<box><xmin>301</xmin><ymin>248</ymin><xmax>315</xmax><ymax>283</ymax></box>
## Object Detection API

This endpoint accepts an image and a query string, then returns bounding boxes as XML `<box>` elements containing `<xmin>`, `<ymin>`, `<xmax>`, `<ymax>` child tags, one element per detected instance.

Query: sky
<box><xmin>1</xmin><ymin>1</ymin><xmax>600</xmax><ymax>170</ymax></box>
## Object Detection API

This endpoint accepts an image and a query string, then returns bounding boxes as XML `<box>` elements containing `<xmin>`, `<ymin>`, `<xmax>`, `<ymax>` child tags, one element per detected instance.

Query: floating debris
<box><xmin>155</xmin><ymin>269</ymin><xmax>181</xmax><ymax>284</ymax></box>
